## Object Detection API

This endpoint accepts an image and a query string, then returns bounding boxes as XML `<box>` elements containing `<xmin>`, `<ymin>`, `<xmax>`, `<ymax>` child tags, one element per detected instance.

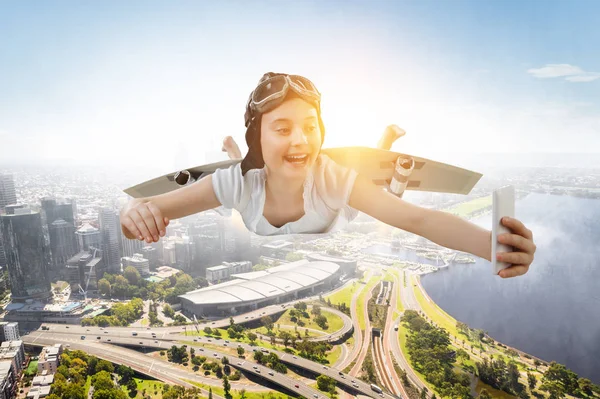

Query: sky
<box><xmin>1</xmin><ymin>0</ymin><xmax>599</xmax><ymax>176</ymax></box>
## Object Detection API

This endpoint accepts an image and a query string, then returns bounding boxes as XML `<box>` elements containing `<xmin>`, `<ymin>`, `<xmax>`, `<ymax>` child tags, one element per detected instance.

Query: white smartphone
<box><xmin>492</xmin><ymin>185</ymin><xmax>515</xmax><ymax>275</ymax></box>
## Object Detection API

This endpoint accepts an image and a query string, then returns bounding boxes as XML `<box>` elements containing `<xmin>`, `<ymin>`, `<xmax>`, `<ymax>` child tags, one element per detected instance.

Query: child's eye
<box><xmin>306</xmin><ymin>126</ymin><xmax>317</xmax><ymax>134</ymax></box>
<box><xmin>277</xmin><ymin>128</ymin><xmax>291</xmax><ymax>135</ymax></box>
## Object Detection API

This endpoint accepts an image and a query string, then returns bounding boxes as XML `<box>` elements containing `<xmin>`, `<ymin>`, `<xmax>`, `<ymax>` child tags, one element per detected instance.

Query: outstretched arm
<box><xmin>348</xmin><ymin>174</ymin><xmax>491</xmax><ymax>260</ymax></box>
<box><xmin>348</xmin><ymin>174</ymin><xmax>536</xmax><ymax>277</ymax></box>
<box><xmin>121</xmin><ymin>175</ymin><xmax>222</xmax><ymax>241</ymax></box>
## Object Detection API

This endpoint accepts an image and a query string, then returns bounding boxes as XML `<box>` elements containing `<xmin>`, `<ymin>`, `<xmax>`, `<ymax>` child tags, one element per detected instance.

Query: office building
<box><xmin>65</xmin><ymin>251</ymin><xmax>102</xmax><ymax>292</ymax></box>
<box><xmin>0</xmin><ymin>322</ymin><xmax>19</xmax><ymax>342</ymax></box>
<box><xmin>206</xmin><ymin>261</ymin><xmax>252</xmax><ymax>284</ymax></box>
<box><xmin>75</xmin><ymin>223</ymin><xmax>102</xmax><ymax>253</ymax></box>
<box><xmin>0</xmin><ymin>361</ymin><xmax>17</xmax><ymax>399</ymax></box>
<box><xmin>121</xmin><ymin>254</ymin><xmax>150</xmax><ymax>276</ymax></box>
<box><xmin>0</xmin><ymin>175</ymin><xmax>17</xmax><ymax>212</ymax></box>
<box><xmin>1</xmin><ymin>210</ymin><xmax>52</xmax><ymax>301</ymax></box>
<box><xmin>98</xmin><ymin>208</ymin><xmax>121</xmax><ymax>273</ymax></box>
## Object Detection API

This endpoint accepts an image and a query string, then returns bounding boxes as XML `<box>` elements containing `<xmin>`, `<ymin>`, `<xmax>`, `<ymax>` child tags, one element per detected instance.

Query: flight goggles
<box><xmin>244</xmin><ymin>74</ymin><xmax>321</xmax><ymax>127</ymax></box>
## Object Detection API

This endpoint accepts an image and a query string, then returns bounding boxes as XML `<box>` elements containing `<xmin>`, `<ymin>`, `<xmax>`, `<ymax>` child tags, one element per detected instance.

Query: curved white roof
<box><xmin>180</xmin><ymin>261</ymin><xmax>339</xmax><ymax>305</ymax></box>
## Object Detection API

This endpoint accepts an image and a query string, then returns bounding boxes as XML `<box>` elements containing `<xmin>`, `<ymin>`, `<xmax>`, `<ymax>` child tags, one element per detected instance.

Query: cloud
<box><xmin>527</xmin><ymin>64</ymin><xmax>600</xmax><ymax>82</ymax></box>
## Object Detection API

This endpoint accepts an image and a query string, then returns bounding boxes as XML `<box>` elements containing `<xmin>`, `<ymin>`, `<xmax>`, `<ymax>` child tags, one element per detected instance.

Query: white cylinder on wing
<box><xmin>389</xmin><ymin>156</ymin><xmax>414</xmax><ymax>198</ymax></box>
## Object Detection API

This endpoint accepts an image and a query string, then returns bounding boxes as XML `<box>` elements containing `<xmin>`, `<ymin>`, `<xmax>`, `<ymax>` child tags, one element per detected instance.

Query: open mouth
<box><xmin>283</xmin><ymin>153</ymin><xmax>309</xmax><ymax>166</ymax></box>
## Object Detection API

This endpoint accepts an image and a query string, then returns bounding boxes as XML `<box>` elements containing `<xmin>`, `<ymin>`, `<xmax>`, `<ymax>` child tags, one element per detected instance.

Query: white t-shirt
<box><xmin>211</xmin><ymin>154</ymin><xmax>359</xmax><ymax>236</ymax></box>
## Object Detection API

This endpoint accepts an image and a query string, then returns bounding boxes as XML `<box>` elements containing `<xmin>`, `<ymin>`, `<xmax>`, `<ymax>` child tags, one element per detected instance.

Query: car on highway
<box><xmin>104</xmin><ymin>331</ymin><xmax>108</xmax><ymax>334</ymax></box>
<box><xmin>237</xmin><ymin>362</ymin><xmax>243</xmax><ymax>366</ymax></box>
<box><xmin>80</xmin><ymin>336</ymin><xmax>85</xmax><ymax>340</ymax></box>
<box><xmin>97</xmin><ymin>336</ymin><xmax>101</xmax><ymax>340</ymax></box>
<box><xmin>268</xmin><ymin>371</ymin><xmax>274</xmax><ymax>376</ymax></box>
<box><xmin>154</xmin><ymin>340</ymin><xmax>158</xmax><ymax>343</ymax></box>
<box><xmin>294</xmin><ymin>384</ymin><xmax>299</xmax><ymax>388</ymax></box>
<box><xmin>107</xmin><ymin>339</ymin><xmax>112</xmax><ymax>342</ymax></box>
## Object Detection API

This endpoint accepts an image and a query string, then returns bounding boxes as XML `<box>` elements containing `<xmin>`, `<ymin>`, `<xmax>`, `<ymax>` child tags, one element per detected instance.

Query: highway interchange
<box><xmin>22</xmin><ymin>264</ymin><xmax>443</xmax><ymax>399</ymax></box>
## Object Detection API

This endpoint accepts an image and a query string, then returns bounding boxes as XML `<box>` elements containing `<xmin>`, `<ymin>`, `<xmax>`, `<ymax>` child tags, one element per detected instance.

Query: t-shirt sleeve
<box><xmin>316</xmin><ymin>154</ymin><xmax>359</xmax><ymax>211</ymax></box>
<box><xmin>211</xmin><ymin>163</ymin><xmax>246</xmax><ymax>210</ymax></box>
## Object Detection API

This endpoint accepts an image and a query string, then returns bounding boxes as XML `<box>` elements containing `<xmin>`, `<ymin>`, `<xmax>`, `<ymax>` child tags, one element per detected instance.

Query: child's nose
<box><xmin>290</xmin><ymin>126</ymin><xmax>309</xmax><ymax>145</ymax></box>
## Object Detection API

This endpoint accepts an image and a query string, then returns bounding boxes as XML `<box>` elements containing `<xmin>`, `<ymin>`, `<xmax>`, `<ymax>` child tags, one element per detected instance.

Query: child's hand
<box><xmin>496</xmin><ymin>217</ymin><xmax>537</xmax><ymax>278</ymax></box>
<box><xmin>120</xmin><ymin>200</ymin><xmax>169</xmax><ymax>243</ymax></box>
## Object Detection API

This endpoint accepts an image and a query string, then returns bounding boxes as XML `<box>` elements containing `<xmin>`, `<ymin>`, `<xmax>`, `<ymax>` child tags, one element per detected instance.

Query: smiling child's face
<box><xmin>260</xmin><ymin>97</ymin><xmax>322</xmax><ymax>180</ymax></box>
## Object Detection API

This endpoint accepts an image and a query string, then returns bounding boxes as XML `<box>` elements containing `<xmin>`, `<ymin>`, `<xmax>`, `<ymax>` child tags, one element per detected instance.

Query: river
<box><xmin>363</xmin><ymin>192</ymin><xmax>600</xmax><ymax>384</ymax></box>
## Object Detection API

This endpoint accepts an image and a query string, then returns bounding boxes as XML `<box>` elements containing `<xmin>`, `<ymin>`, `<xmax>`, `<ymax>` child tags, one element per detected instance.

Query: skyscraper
<box><xmin>0</xmin><ymin>175</ymin><xmax>17</xmax><ymax>212</ymax></box>
<box><xmin>0</xmin><ymin>208</ymin><xmax>52</xmax><ymax>301</ymax></box>
<box><xmin>120</xmin><ymin>230</ymin><xmax>143</xmax><ymax>258</ymax></box>
<box><xmin>98</xmin><ymin>208</ymin><xmax>121</xmax><ymax>273</ymax></box>
<box><xmin>48</xmin><ymin>219</ymin><xmax>77</xmax><ymax>270</ymax></box>
<box><xmin>41</xmin><ymin>197</ymin><xmax>78</xmax><ymax>270</ymax></box>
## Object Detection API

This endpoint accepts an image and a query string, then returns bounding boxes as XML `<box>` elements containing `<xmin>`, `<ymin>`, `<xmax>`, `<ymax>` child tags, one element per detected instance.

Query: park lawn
<box><xmin>443</xmin><ymin>195</ymin><xmax>492</xmax><ymax>218</ymax></box>
<box><xmin>356</xmin><ymin>276</ymin><xmax>381</xmax><ymax>331</ymax></box>
<box><xmin>25</xmin><ymin>360</ymin><xmax>38</xmax><ymax>376</ymax></box>
<box><xmin>325</xmin><ymin>345</ymin><xmax>342</xmax><ymax>366</ymax></box>
<box><xmin>185</xmin><ymin>380</ymin><xmax>291</xmax><ymax>399</ymax></box>
<box><xmin>84</xmin><ymin>375</ymin><xmax>92</xmax><ymax>396</ymax></box>
<box><xmin>254</xmin><ymin>325</ymin><xmax>325</xmax><ymax>338</ymax></box>
<box><xmin>274</xmin><ymin>308</ymin><xmax>345</xmax><ymax>333</ymax></box>
<box><xmin>324</xmin><ymin>283</ymin><xmax>359</xmax><ymax>309</ymax></box>
<box><xmin>397</xmin><ymin>323</ymin><xmax>438</xmax><ymax>395</ymax></box>
<box><xmin>393</xmin><ymin>270</ymin><xmax>404</xmax><ymax>313</ymax></box>
<box><xmin>411</xmin><ymin>275</ymin><xmax>463</xmax><ymax>340</ymax></box>
<box><xmin>184</xmin><ymin>328</ymin><xmax>279</xmax><ymax>350</ymax></box>
<box><xmin>121</xmin><ymin>378</ymin><xmax>165</xmax><ymax>398</ymax></box>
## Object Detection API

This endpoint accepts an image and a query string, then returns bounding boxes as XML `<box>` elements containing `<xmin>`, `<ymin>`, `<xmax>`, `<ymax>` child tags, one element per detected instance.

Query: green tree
<box><xmin>479</xmin><ymin>389</ymin><xmax>492</xmax><ymax>399</ymax></box>
<box><xmin>91</xmin><ymin>370</ymin><xmax>114</xmax><ymax>391</ymax></box>
<box><xmin>98</xmin><ymin>279</ymin><xmax>111</xmax><ymax>296</ymax></box>
<box><xmin>527</xmin><ymin>372</ymin><xmax>537</xmax><ymax>390</ymax></box>
<box><xmin>247</xmin><ymin>332</ymin><xmax>257</xmax><ymax>344</ymax></box>
<box><xmin>261</xmin><ymin>315</ymin><xmax>274</xmax><ymax>331</ymax></box>
<box><xmin>316</xmin><ymin>375</ymin><xmax>336</xmax><ymax>393</ymax></box>
<box><xmin>578</xmin><ymin>378</ymin><xmax>593</xmax><ymax>395</ymax></box>
<box><xmin>124</xmin><ymin>266</ymin><xmax>141</xmax><ymax>285</ymax></box>
<box><xmin>95</xmin><ymin>359</ymin><xmax>114</xmax><ymax>374</ymax></box>
<box><xmin>163</xmin><ymin>304</ymin><xmax>175</xmax><ymax>319</ymax></box>
<box><xmin>237</xmin><ymin>346</ymin><xmax>245</xmax><ymax>357</ymax></box>
<box><xmin>223</xmin><ymin>376</ymin><xmax>232</xmax><ymax>399</ymax></box>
